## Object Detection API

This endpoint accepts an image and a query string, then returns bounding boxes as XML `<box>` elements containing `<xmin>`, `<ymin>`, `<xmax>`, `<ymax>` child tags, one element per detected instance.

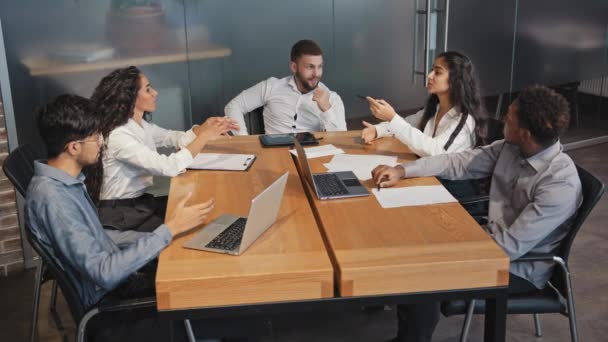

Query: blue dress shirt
<box><xmin>25</xmin><ymin>161</ymin><xmax>172</xmax><ymax>309</ymax></box>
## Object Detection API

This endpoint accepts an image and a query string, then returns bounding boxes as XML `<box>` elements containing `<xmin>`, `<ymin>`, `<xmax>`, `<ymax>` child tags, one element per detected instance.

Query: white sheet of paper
<box><xmin>323</xmin><ymin>154</ymin><xmax>398</xmax><ymax>180</ymax></box>
<box><xmin>328</xmin><ymin>153</ymin><xmax>398</xmax><ymax>166</ymax></box>
<box><xmin>189</xmin><ymin>153</ymin><xmax>255</xmax><ymax>171</ymax></box>
<box><xmin>289</xmin><ymin>144</ymin><xmax>345</xmax><ymax>159</ymax></box>
<box><xmin>372</xmin><ymin>185</ymin><xmax>457</xmax><ymax>208</ymax></box>
<box><xmin>322</xmin><ymin>162</ymin><xmax>375</xmax><ymax>180</ymax></box>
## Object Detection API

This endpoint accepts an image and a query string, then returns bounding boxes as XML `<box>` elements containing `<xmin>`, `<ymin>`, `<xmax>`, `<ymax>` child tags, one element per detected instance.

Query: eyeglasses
<box><xmin>76</xmin><ymin>134</ymin><xmax>104</xmax><ymax>147</ymax></box>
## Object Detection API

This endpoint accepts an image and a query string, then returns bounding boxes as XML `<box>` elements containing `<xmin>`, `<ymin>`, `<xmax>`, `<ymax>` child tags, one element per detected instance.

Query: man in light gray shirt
<box><xmin>372</xmin><ymin>86</ymin><xmax>582</xmax><ymax>342</ymax></box>
<box><xmin>224</xmin><ymin>39</ymin><xmax>346</xmax><ymax>135</ymax></box>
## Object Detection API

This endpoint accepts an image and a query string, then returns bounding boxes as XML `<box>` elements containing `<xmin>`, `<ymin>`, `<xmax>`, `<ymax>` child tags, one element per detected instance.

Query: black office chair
<box><xmin>441</xmin><ymin>164</ymin><xmax>604</xmax><ymax>342</ymax></box>
<box><xmin>1</xmin><ymin>144</ymin><xmax>64</xmax><ymax>342</ymax></box>
<box><xmin>23</xmin><ymin>222</ymin><xmax>158</xmax><ymax>342</ymax></box>
<box><xmin>245</xmin><ymin>107</ymin><xmax>265</xmax><ymax>135</ymax></box>
<box><xmin>2</xmin><ymin>144</ymin><xmax>44</xmax><ymax>195</ymax></box>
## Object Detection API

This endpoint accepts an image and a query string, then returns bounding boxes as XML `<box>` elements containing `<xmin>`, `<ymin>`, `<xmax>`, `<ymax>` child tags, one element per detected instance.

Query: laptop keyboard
<box><xmin>314</xmin><ymin>173</ymin><xmax>349</xmax><ymax>197</ymax></box>
<box><xmin>205</xmin><ymin>217</ymin><xmax>247</xmax><ymax>251</ymax></box>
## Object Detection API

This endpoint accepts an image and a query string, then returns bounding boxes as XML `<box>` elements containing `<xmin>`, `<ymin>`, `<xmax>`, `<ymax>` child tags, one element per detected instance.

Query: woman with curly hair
<box><xmin>86</xmin><ymin>66</ymin><xmax>238</xmax><ymax>232</ymax></box>
<box><xmin>361</xmin><ymin>51</ymin><xmax>485</xmax><ymax>156</ymax></box>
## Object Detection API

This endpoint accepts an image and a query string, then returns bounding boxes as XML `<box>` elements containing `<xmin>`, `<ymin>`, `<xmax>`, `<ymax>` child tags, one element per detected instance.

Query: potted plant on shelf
<box><xmin>106</xmin><ymin>0</ymin><xmax>167</xmax><ymax>53</ymax></box>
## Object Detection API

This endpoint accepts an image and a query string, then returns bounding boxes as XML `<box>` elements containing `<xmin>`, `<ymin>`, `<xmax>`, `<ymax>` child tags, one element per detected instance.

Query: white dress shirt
<box><xmin>101</xmin><ymin>119</ymin><xmax>196</xmax><ymax>200</ymax></box>
<box><xmin>224</xmin><ymin>76</ymin><xmax>347</xmax><ymax>135</ymax></box>
<box><xmin>374</xmin><ymin>106</ymin><xmax>476</xmax><ymax>157</ymax></box>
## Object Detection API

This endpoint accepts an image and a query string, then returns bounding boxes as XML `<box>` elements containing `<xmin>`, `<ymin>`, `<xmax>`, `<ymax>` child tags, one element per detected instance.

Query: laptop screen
<box><xmin>293</xmin><ymin>140</ymin><xmax>315</xmax><ymax>188</ymax></box>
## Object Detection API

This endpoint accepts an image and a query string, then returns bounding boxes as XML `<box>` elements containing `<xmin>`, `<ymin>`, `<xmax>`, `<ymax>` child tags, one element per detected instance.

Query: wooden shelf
<box><xmin>22</xmin><ymin>45</ymin><xmax>231</xmax><ymax>76</ymax></box>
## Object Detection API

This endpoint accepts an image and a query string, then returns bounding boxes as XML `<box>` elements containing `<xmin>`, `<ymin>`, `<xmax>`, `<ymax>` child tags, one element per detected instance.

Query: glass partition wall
<box><xmin>1</xmin><ymin>0</ymin><xmax>606</xmax><ymax>147</ymax></box>
<box><xmin>0</xmin><ymin>0</ymin><xmax>433</xmax><ymax>147</ymax></box>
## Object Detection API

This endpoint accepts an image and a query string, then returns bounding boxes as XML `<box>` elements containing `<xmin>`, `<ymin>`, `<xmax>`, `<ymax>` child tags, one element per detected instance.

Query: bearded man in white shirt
<box><xmin>224</xmin><ymin>39</ymin><xmax>347</xmax><ymax>135</ymax></box>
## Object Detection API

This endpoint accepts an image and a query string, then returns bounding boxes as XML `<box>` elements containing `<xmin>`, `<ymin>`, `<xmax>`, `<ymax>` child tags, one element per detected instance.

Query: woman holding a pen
<box><xmin>361</xmin><ymin>51</ymin><xmax>485</xmax><ymax>157</ymax></box>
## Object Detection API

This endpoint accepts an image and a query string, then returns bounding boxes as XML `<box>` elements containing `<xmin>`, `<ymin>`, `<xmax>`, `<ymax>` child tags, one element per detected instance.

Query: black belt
<box><xmin>99</xmin><ymin>194</ymin><xmax>152</xmax><ymax>208</ymax></box>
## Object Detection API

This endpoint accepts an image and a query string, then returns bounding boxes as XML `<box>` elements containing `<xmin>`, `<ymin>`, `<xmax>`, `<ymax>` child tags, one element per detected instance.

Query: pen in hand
<box><xmin>377</xmin><ymin>175</ymin><xmax>388</xmax><ymax>192</ymax></box>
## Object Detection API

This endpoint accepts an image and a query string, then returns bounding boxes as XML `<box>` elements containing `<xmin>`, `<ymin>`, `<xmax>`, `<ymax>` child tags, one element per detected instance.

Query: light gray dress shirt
<box><xmin>403</xmin><ymin>139</ymin><xmax>582</xmax><ymax>288</ymax></box>
<box><xmin>25</xmin><ymin>161</ymin><xmax>173</xmax><ymax>309</ymax></box>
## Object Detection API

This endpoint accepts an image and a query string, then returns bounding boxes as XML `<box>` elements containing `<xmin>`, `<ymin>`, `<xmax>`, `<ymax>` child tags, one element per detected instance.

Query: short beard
<box><xmin>295</xmin><ymin>72</ymin><xmax>319</xmax><ymax>93</ymax></box>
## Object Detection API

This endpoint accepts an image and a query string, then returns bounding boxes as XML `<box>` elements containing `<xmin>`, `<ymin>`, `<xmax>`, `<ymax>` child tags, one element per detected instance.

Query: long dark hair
<box><xmin>417</xmin><ymin>51</ymin><xmax>485</xmax><ymax>150</ymax></box>
<box><xmin>84</xmin><ymin>66</ymin><xmax>142</xmax><ymax>203</ymax></box>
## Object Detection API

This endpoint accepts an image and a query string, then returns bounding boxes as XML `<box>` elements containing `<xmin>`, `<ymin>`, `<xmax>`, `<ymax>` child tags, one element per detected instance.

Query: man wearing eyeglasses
<box><xmin>225</xmin><ymin>39</ymin><xmax>347</xmax><ymax>135</ymax></box>
<box><xmin>25</xmin><ymin>95</ymin><xmax>215</xmax><ymax>340</ymax></box>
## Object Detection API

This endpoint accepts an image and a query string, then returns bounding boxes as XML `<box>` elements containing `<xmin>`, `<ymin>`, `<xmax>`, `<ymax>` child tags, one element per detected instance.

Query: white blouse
<box><xmin>101</xmin><ymin>119</ymin><xmax>196</xmax><ymax>200</ymax></box>
<box><xmin>374</xmin><ymin>106</ymin><xmax>476</xmax><ymax>157</ymax></box>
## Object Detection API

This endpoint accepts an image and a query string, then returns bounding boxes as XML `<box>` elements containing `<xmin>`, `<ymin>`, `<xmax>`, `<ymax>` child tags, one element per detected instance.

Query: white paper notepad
<box><xmin>372</xmin><ymin>185</ymin><xmax>457</xmax><ymax>208</ymax></box>
<box><xmin>188</xmin><ymin>153</ymin><xmax>256</xmax><ymax>171</ymax></box>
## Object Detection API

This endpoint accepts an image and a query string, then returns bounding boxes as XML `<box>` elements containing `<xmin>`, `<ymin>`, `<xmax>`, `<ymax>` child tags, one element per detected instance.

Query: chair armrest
<box><xmin>458</xmin><ymin>195</ymin><xmax>490</xmax><ymax>205</ymax></box>
<box><xmin>102</xmin><ymin>225</ymin><xmax>117</xmax><ymax>230</ymax></box>
<box><xmin>98</xmin><ymin>296</ymin><xmax>156</xmax><ymax>313</ymax></box>
<box><xmin>513</xmin><ymin>253</ymin><xmax>555</xmax><ymax>263</ymax></box>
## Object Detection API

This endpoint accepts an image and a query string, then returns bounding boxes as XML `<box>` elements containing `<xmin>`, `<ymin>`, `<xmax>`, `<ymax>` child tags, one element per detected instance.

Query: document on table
<box><xmin>372</xmin><ymin>185</ymin><xmax>457</xmax><ymax>208</ymax></box>
<box><xmin>323</xmin><ymin>154</ymin><xmax>399</xmax><ymax>180</ymax></box>
<box><xmin>188</xmin><ymin>153</ymin><xmax>256</xmax><ymax>171</ymax></box>
<box><xmin>289</xmin><ymin>144</ymin><xmax>345</xmax><ymax>158</ymax></box>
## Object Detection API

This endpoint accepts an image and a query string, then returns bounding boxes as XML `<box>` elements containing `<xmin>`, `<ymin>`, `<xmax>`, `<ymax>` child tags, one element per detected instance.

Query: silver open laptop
<box><xmin>183</xmin><ymin>172</ymin><xmax>289</xmax><ymax>255</ymax></box>
<box><xmin>293</xmin><ymin>140</ymin><xmax>369</xmax><ymax>200</ymax></box>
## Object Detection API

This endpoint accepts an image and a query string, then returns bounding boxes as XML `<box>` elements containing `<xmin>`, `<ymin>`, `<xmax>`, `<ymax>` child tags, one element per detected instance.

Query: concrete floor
<box><xmin>1</xmin><ymin>143</ymin><xmax>607</xmax><ymax>342</ymax></box>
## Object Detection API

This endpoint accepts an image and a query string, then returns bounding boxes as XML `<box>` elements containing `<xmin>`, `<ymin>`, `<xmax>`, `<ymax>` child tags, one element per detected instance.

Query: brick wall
<box><xmin>0</xmin><ymin>87</ymin><xmax>25</xmax><ymax>276</ymax></box>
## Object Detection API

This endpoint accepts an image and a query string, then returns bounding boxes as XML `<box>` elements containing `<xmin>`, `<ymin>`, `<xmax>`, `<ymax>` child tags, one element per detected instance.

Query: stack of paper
<box><xmin>323</xmin><ymin>154</ymin><xmax>398</xmax><ymax>180</ymax></box>
<box><xmin>289</xmin><ymin>144</ymin><xmax>344</xmax><ymax>159</ymax></box>
<box><xmin>372</xmin><ymin>185</ymin><xmax>457</xmax><ymax>208</ymax></box>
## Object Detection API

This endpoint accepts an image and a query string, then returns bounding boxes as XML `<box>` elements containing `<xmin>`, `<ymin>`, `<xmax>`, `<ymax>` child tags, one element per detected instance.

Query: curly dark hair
<box><xmin>515</xmin><ymin>85</ymin><xmax>570</xmax><ymax>146</ymax></box>
<box><xmin>417</xmin><ymin>51</ymin><xmax>486</xmax><ymax>150</ymax></box>
<box><xmin>91</xmin><ymin>66</ymin><xmax>141</xmax><ymax>136</ymax></box>
<box><xmin>84</xmin><ymin>66</ymin><xmax>142</xmax><ymax>203</ymax></box>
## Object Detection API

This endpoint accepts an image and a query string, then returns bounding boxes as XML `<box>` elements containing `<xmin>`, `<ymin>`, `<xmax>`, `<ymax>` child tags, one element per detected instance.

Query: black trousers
<box><xmin>98</xmin><ymin>194</ymin><xmax>168</xmax><ymax>233</ymax></box>
<box><xmin>395</xmin><ymin>273</ymin><xmax>537</xmax><ymax>342</ymax></box>
<box><xmin>86</xmin><ymin>260</ymin><xmax>161</xmax><ymax>342</ymax></box>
